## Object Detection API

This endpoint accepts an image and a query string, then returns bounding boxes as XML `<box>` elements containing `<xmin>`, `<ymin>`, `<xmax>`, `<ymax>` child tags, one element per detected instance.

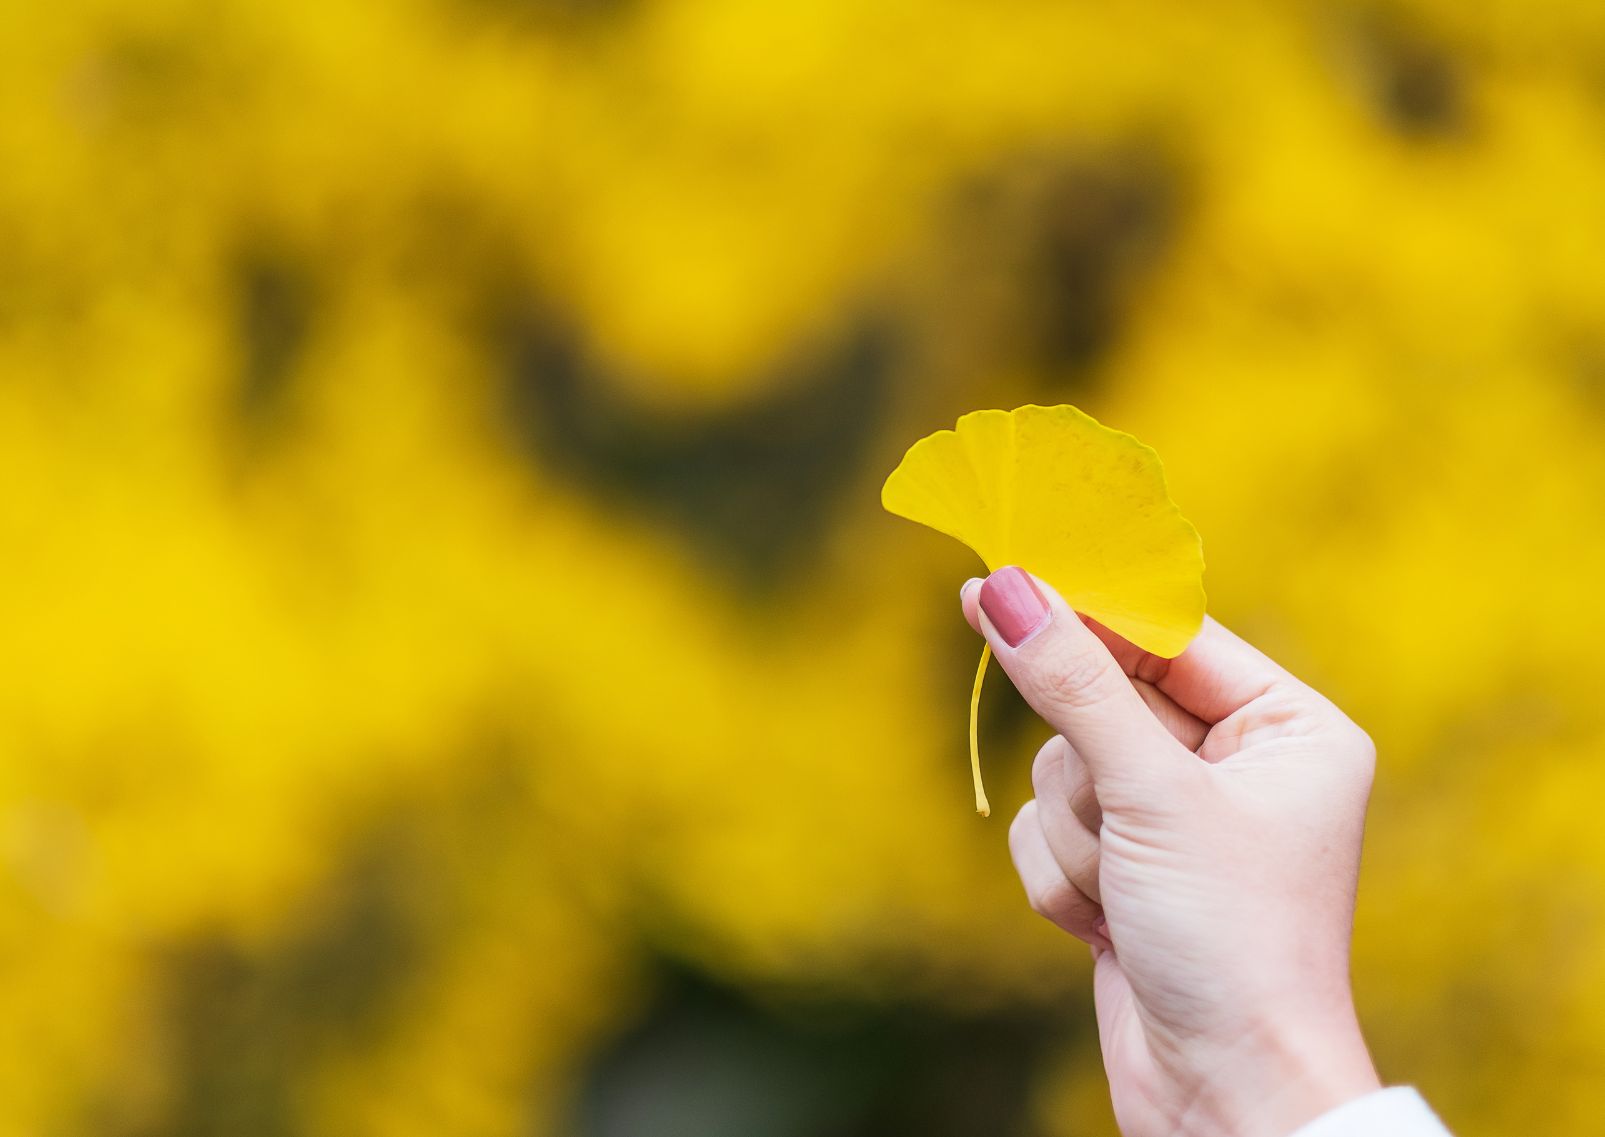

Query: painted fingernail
<box><xmin>979</xmin><ymin>566</ymin><xmax>1050</xmax><ymax>648</ymax></box>
<box><xmin>960</xmin><ymin>577</ymin><xmax>983</xmax><ymax>600</ymax></box>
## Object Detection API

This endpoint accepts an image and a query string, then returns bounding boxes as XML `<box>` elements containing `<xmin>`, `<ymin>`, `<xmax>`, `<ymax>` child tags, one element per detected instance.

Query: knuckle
<box><xmin>1132</xmin><ymin>650</ymin><xmax>1171</xmax><ymax>686</ymax></box>
<box><xmin>1067</xmin><ymin>774</ymin><xmax>1102</xmax><ymax>832</ymax></box>
<box><xmin>1027</xmin><ymin>877</ymin><xmax>1083</xmax><ymax>924</ymax></box>
<box><xmin>1247</xmin><ymin>682</ymin><xmax>1305</xmax><ymax>729</ymax></box>
<box><xmin>1038</xmin><ymin>650</ymin><xmax>1114</xmax><ymax>710</ymax></box>
<box><xmin>1031</xmin><ymin>737</ymin><xmax>1066</xmax><ymax>797</ymax></box>
<box><xmin>1007</xmin><ymin>802</ymin><xmax>1038</xmax><ymax>859</ymax></box>
<box><xmin>1344</xmin><ymin>722</ymin><xmax>1378</xmax><ymax>782</ymax></box>
<box><xmin>1066</xmin><ymin>846</ymin><xmax>1101</xmax><ymax>901</ymax></box>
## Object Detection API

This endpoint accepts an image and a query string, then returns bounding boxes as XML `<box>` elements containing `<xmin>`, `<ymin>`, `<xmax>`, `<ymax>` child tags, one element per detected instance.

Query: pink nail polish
<box><xmin>979</xmin><ymin>566</ymin><xmax>1050</xmax><ymax>647</ymax></box>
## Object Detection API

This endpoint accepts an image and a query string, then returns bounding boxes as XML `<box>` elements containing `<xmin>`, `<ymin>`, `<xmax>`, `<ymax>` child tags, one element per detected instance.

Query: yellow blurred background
<box><xmin>3</xmin><ymin>0</ymin><xmax>1604</xmax><ymax>1133</ymax></box>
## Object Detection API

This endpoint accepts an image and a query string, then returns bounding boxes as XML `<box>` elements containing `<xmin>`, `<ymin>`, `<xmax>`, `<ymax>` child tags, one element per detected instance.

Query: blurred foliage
<box><xmin>3</xmin><ymin>0</ymin><xmax>1605</xmax><ymax>1134</ymax></box>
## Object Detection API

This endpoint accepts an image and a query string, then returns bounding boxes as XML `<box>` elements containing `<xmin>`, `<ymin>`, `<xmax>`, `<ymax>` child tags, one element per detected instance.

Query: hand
<box><xmin>962</xmin><ymin>567</ymin><xmax>1382</xmax><ymax>1137</ymax></box>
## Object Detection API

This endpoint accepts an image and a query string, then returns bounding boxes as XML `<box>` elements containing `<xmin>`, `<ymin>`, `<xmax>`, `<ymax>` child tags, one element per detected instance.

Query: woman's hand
<box><xmin>962</xmin><ymin>567</ymin><xmax>1382</xmax><ymax>1137</ymax></box>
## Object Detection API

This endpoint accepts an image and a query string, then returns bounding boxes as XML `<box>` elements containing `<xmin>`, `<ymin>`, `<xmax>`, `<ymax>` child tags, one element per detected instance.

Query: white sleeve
<box><xmin>1287</xmin><ymin>1087</ymin><xmax>1452</xmax><ymax>1137</ymax></box>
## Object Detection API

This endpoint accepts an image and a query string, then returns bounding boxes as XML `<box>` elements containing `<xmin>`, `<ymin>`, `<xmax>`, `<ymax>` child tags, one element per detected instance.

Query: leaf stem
<box><xmin>970</xmin><ymin>643</ymin><xmax>992</xmax><ymax>817</ymax></box>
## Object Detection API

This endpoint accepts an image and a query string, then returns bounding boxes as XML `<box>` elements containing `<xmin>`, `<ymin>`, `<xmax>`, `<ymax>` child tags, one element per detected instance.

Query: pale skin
<box><xmin>961</xmin><ymin>568</ymin><xmax>1383</xmax><ymax>1137</ymax></box>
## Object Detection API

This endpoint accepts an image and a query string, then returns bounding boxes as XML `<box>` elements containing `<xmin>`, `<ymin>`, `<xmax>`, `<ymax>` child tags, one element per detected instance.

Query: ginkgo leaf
<box><xmin>882</xmin><ymin>404</ymin><xmax>1205</xmax><ymax>815</ymax></box>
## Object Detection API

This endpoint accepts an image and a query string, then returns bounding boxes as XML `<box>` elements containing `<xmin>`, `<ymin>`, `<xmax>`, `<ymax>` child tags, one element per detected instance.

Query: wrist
<box><xmin>1181</xmin><ymin>1002</ymin><xmax>1381</xmax><ymax>1137</ymax></box>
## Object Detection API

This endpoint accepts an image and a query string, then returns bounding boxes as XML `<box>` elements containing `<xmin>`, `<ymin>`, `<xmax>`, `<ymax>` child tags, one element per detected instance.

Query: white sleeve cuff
<box><xmin>1287</xmin><ymin>1087</ymin><xmax>1452</xmax><ymax>1137</ymax></box>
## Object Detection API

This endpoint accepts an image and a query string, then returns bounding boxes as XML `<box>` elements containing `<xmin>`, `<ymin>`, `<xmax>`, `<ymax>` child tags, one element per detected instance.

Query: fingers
<box><xmin>1132</xmin><ymin>678</ymin><xmax>1209</xmax><ymax>752</ymax></box>
<box><xmin>968</xmin><ymin>576</ymin><xmax>1309</xmax><ymax>733</ymax></box>
<box><xmin>1084</xmin><ymin>614</ymin><xmax>1301</xmax><ymax>726</ymax></box>
<box><xmin>975</xmin><ymin>568</ymin><xmax>1192</xmax><ymax>798</ymax></box>
<box><xmin>1031</xmin><ymin>736</ymin><xmax>1102</xmax><ymax>902</ymax></box>
<box><xmin>1090</xmin><ymin>948</ymin><xmax>1147</xmax><ymax>1106</ymax></box>
<box><xmin>1009</xmin><ymin>800</ymin><xmax>1110</xmax><ymax>949</ymax></box>
<box><xmin>963</xmin><ymin>578</ymin><xmax>1208</xmax><ymax>751</ymax></box>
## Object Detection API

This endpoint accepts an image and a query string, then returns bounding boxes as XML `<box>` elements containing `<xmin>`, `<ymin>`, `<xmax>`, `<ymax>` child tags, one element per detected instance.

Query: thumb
<box><xmin>976</xmin><ymin>566</ymin><xmax>1192</xmax><ymax>801</ymax></box>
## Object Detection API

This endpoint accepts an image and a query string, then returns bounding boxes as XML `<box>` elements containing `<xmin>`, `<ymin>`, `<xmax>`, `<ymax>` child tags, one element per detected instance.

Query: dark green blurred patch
<box><xmin>236</xmin><ymin>243</ymin><xmax>316</xmax><ymax>434</ymax></box>
<box><xmin>944</xmin><ymin>147</ymin><xmax>1182</xmax><ymax>381</ymax></box>
<box><xmin>445</xmin><ymin>0</ymin><xmax>636</xmax><ymax>35</ymax></box>
<box><xmin>133</xmin><ymin>838</ymin><xmax>424</xmax><ymax>1137</ymax></box>
<box><xmin>573</xmin><ymin>961</ymin><xmax>1073</xmax><ymax>1137</ymax></box>
<box><xmin>1018</xmin><ymin>156</ymin><xmax>1180</xmax><ymax>373</ymax></box>
<box><xmin>1344</xmin><ymin>9</ymin><xmax>1467</xmax><ymax>138</ymax></box>
<box><xmin>500</xmin><ymin>315</ymin><xmax>893</xmax><ymax>590</ymax></box>
<box><xmin>124</xmin><ymin>740</ymin><xmax>542</xmax><ymax>1137</ymax></box>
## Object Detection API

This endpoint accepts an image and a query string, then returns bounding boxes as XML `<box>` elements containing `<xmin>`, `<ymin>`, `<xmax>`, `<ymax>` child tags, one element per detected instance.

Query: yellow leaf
<box><xmin>882</xmin><ymin>404</ymin><xmax>1206</xmax><ymax>815</ymax></box>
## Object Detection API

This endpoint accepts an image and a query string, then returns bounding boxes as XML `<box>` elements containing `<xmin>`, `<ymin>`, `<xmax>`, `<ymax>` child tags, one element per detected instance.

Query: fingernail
<box><xmin>960</xmin><ymin>577</ymin><xmax>982</xmax><ymax>600</ymax></box>
<box><xmin>979</xmin><ymin>566</ymin><xmax>1050</xmax><ymax>648</ymax></box>
<box><xmin>1092</xmin><ymin>914</ymin><xmax>1112</xmax><ymax>953</ymax></box>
